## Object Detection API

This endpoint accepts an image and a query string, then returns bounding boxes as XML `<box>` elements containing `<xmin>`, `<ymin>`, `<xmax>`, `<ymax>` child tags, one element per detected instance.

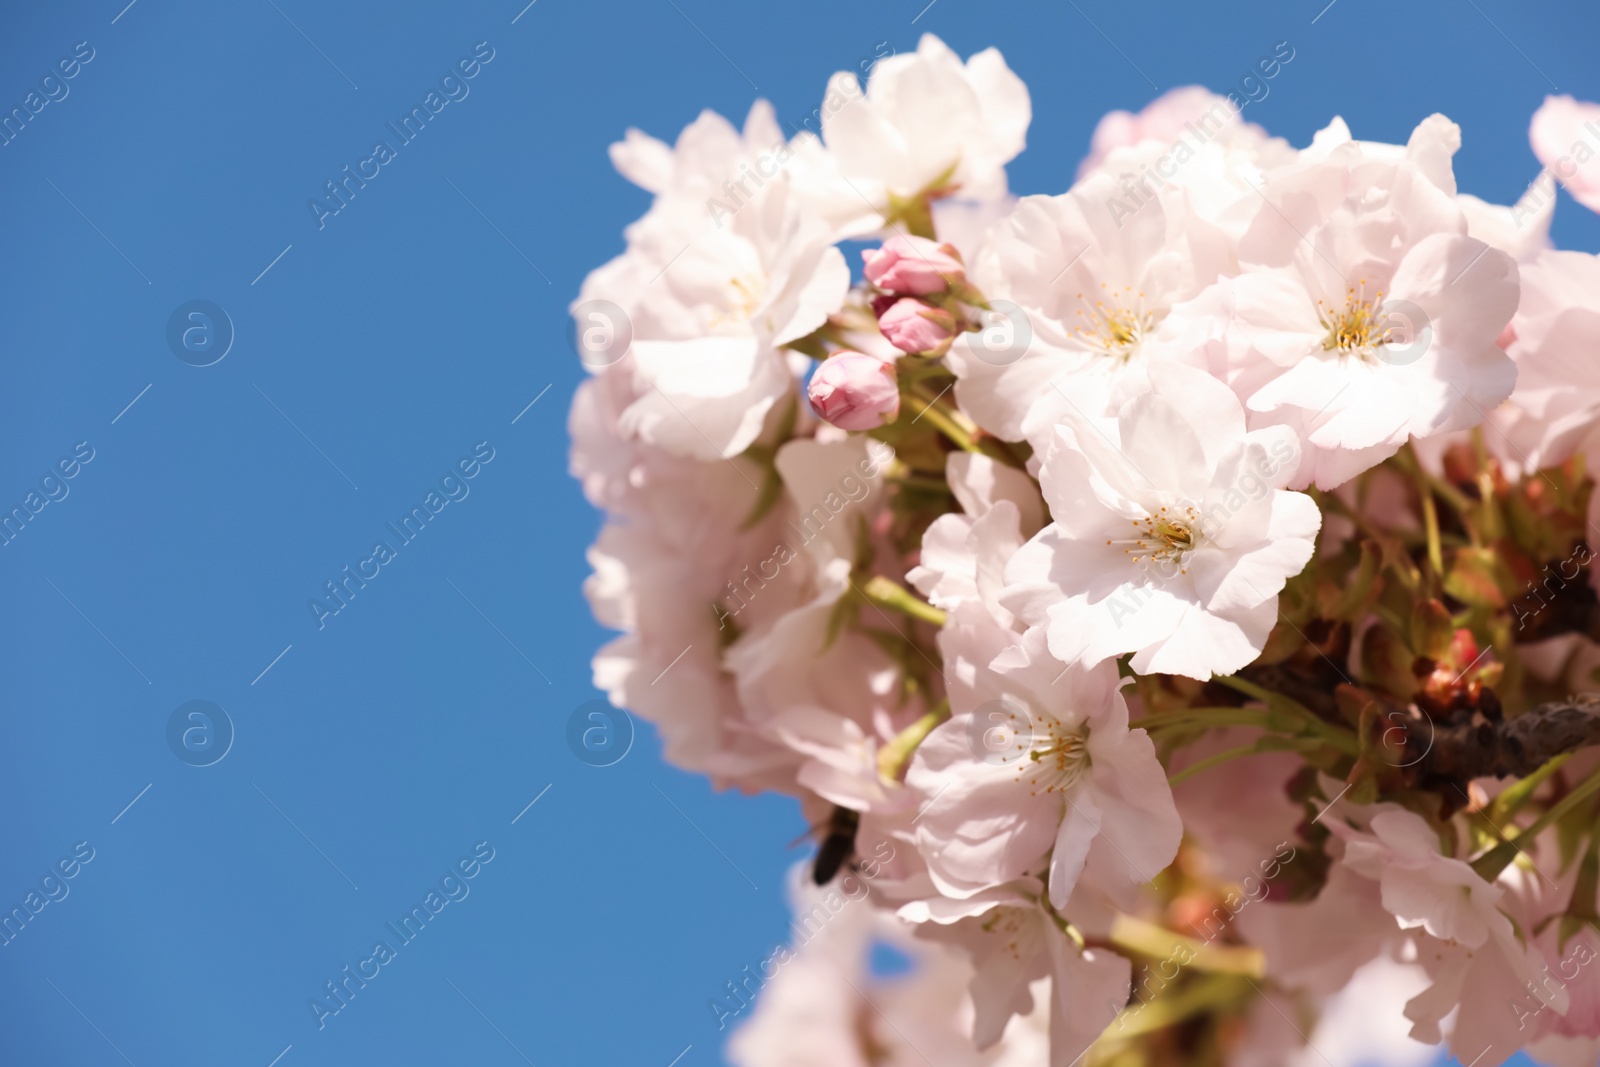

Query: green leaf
<box><xmin>1443</xmin><ymin>546</ymin><xmax>1514</xmax><ymax>609</ymax></box>
<box><xmin>1410</xmin><ymin>599</ymin><xmax>1454</xmax><ymax>661</ymax></box>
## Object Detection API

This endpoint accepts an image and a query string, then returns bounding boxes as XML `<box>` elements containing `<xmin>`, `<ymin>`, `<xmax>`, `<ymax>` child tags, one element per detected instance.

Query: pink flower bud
<box><xmin>862</xmin><ymin>235</ymin><xmax>966</xmax><ymax>296</ymax></box>
<box><xmin>878</xmin><ymin>298</ymin><xmax>958</xmax><ymax>355</ymax></box>
<box><xmin>807</xmin><ymin>351</ymin><xmax>900</xmax><ymax>431</ymax></box>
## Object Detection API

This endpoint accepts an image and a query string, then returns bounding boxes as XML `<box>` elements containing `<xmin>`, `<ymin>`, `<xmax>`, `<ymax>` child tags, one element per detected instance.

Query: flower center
<box><xmin>1317</xmin><ymin>282</ymin><xmax>1392</xmax><ymax>358</ymax></box>
<box><xmin>711</xmin><ymin>274</ymin><xmax>767</xmax><ymax>332</ymax></box>
<box><xmin>730</xmin><ymin>275</ymin><xmax>765</xmax><ymax>318</ymax></box>
<box><xmin>1105</xmin><ymin>505</ymin><xmax>1201</xmax><ymax>575</ymax></box>
<box><xmin>1073</xmin><ymin>283</ymin><xmax>1153</xmax><ymax>361</ymax></box>
<box><xmin>979</xmin><ymin>906</ymin><xmax>1032</xmax><ymax>961</ymax></box>
<box><xmin>1018</xmin><ymin>719</ymin><xmax>1091</xmax><ymax>796</ymax></box>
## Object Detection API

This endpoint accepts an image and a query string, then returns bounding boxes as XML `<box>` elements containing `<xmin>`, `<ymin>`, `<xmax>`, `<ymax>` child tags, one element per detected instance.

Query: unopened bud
<box><xmin>807</xmin><ymin>351</ymin><xmax>900</xmax><ymax>431</ymax></box>
<box><xmin>862</xmin><ymin>235</ymin><xmax>966</xmax><ymax>296</ymax></box>
<box><xmin>878</xmin><ymin>298</ymin><xmax>958</xmax><ymax>355</ymax></box>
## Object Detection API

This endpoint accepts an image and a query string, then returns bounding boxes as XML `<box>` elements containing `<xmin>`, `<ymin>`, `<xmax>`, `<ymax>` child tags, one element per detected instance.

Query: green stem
<box><xmin>1427</xmin><ymin>471</ymin><xmax>1475</xmax><ymax>516</ymax></box>
<box><xmin>1208</xmin><ymin>676</ymin><xmax>1360</xmax><ymax>756</ymax></box>
<box><xmin>1311</xmin><ymin>487</ymin><xmax>1384</xmax><ymax>545</ymax></box>
<box><xmin>1472</xmin><ymin>763</ymin><xmax>1600</xmax><ymax>880</ymax></box>
<box><xmin>903</xmin><ymin>384</ymin><xmax>1028</xmax><ymax>470</ymax></box>
<box><xmin>860</xmin><ymin>575</ymin><xmax>947</xmax><ymax>628</ymax></box>
<box><xmin>905</xmin><ymin>385</ymin><xmax>981</xmax><ymax>454</ymax></box>
<box><xmin>1110</xmin><ymin>974</ymin><xmax>1251</xmax><ymax>1040</ymax></box>
<box><xmin>1108</xmin><ymin>913</ymin><xmax>1265</xmax><ymax>977</ymax></box>
<box><xmin>783</xmin><ymin>333</ymin><xmax>829</xmax><ymax>361</ymax></box>
<box><xmin>877</xmin><ymin>700</ymin><xmax>951</xmax><ymax>783</ymax></box>
<box><xmin>893</xmin><ymin>472</ymin><xmax>955</xmax><ymax>495</ymax></box>
<box><xmin>896</xmin><ymin>358</ymin><xmax>952</xmax><ymax>384</ymax></box>
<box><xmin>1135</xmin><ymin>708</ymin><xmax>1285</xmax><ymax>733</ymax></box>
<box><xmin>1398</xmin><ymin>446</ymin><xmax>1444</xmax><ymax>581</ymax></box>
<box><xmin>1212</xmin><ymin>674</ymin><xmax>1293</xmax><ymax>708</ymax></box>
<box><xmin>1487</xmin><ymin>752</ymin><xmax>1574</xmax><ymax>823</ymax></box>
<box><xmin>1167</xmin><ymin>742</ymin><xmax>1276</xmax><ymax>786</ymax></box>
<box><xmin>1468</xmin><ymin>427</ymin><xmax>1507</xmax><ymax>543</ymax></box>
<box><xmin>1419</xmin><ymin>484</ymin><xmax>1444</xmax><ymax>578</ymax></box>
<box><xmin>894</xmin><ymin>196</ymin><xmax>937</xmax><ymax>240</ymax></box>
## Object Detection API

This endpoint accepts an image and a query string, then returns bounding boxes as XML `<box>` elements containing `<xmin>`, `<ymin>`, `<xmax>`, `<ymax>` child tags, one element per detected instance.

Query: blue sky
<box><xmin>1</xmin><ymin>1</ymin><xmax>1596</xmax><ymax>1065</ymax></box>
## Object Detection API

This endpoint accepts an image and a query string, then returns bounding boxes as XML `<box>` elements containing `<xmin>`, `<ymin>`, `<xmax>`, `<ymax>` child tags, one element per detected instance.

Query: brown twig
<box><xmin>1389</xmin><ymin>693</ymin><xmax>1600</xmax><ymax>787</ymax></box>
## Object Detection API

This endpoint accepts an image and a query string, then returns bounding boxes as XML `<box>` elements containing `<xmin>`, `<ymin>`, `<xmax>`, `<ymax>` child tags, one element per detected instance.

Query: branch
<box><xmin>1390</xmin><ymin>693</ymin><xmax>1600</xmax><ymax>786</ymax></box>
<box><xmin>1235</xmin><ymin>660</ymin><xmax>1344</xmax><ymax>722</ymax></box>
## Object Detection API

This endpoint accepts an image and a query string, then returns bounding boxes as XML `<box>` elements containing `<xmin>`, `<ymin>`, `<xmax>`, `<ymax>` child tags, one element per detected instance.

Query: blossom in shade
<box><xmin>1327</xmin><ymin>807</ymin><xmax>1569</xmax><ymax>1064</ymax></box>
<box><xmin>899</xmin><ymin>878</ymin><xmax>1132</xmax><ymax>1067</ymax></box>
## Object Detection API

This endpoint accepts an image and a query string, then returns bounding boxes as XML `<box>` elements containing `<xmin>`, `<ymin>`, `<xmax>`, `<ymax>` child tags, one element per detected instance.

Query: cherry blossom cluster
<box><xmin>571</xmin><ymin>34</ymin><xmax>1600</xmax><ymax>1067</ymax></box>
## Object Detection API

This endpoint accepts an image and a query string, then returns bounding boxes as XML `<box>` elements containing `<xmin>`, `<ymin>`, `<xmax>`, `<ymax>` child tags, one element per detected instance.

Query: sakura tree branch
<box><xmin>1388</xmin><ymin>693</ymin><xmax>1600</xmax><ymax>786</ymax></box>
